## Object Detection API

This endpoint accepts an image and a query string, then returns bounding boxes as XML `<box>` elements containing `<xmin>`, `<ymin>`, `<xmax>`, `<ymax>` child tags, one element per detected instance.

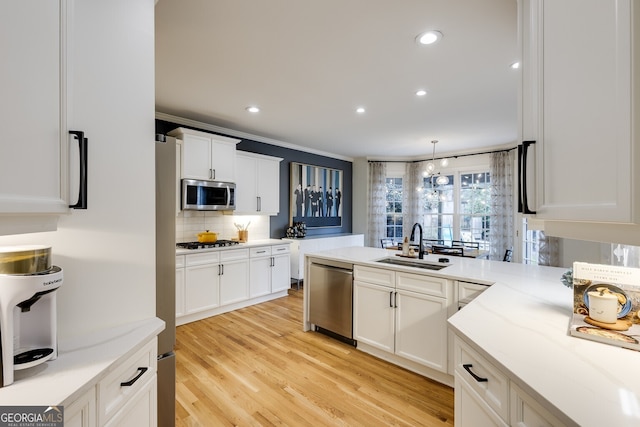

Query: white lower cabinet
<box><xmin>249</xmin><ymin>245</ymin><xmax>291</xmax><ymax>297</ymax></box>
<box><xmin>510</xmin><ymin>383</ymin><xmax>565</xmax><ymax>427</ymax></box>
<box><xmin>454</xmin><ymin>336</ymin><xmax>563</xmax><ymax>427</ymax></box>
<box><xmin>175</xmin><ymin>255</ymin><xmax>185</xmax><ymax>318</ymax></box>
<box><xmin>64</xmin><ymin>338</ymin><xmax>157</xmax><ymax>427</ymax></box>
<box><xmin>178</xmin><ymin>243</ymin><xmax>290</xmax><ymax>325</ymax></box>
<box><xmin>218</xmin><ymin>249</ymin><xmax>250</xmax><ymax>306</ymax></box>
<box><xmin>354</xmin><ymin>266</ymin><xmax>451</xmax><ymax>376</ymax></box>
<box><xmin>65</xmin><ymin>387</ymin><xmax>97</xmax><ymax>427</ymax></box>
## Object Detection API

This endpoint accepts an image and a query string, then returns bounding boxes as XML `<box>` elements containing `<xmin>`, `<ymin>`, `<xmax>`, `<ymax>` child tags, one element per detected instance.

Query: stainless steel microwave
<box><xmin>181</xmin><ymin>179</ymin><xmax>236</xmax><ymax>211</ymax></box>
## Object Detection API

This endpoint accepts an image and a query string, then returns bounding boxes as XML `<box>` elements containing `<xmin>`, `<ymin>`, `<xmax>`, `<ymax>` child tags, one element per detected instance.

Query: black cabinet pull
<box><xmin>394</xmin><ymin>291</ymin><xmax>398</xmax><ymax>308</ymax></box>
<box><xmin>463</xmin><ymin>364</ymin><xmax>488</xmax><ymax>382</ymax></box>
<box><xmin>518</xmin><ymin>140</ymin><xmax>536</xmax><ymax>214</ymax></box>
<box><xmin>389</xmin><ymin>291</ymin><xmax>393</xmax><ymax>308</ymax></box>
<box><xmin>120</xmin><ymin>366</ymin><xmax>148</xmax><ymax>387</ymax></box>
<box><xmin>69</xmin><ymin>130</ymin><xmax>88</xmax><ymax>209</ymax></box>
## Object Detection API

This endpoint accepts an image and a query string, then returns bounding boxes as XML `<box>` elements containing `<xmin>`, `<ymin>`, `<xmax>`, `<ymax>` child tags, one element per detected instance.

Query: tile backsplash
<box><xmin>176</xmin><ymin>211</ymin><xmax>271</xmax><ymax>243</ymax></box>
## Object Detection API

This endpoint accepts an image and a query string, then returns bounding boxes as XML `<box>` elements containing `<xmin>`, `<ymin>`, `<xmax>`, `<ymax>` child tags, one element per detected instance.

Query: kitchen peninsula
<box><xmin>303</xmin><ymin>246</ymin><xmax>640</xmax><ymax>427</ymax></box>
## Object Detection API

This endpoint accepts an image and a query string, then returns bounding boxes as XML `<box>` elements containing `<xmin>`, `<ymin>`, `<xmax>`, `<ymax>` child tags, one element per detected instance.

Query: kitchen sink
<box><xmin>375</xmin><ymin>257</ymin><xmax>449</xmax><ymax>270</ymax></box>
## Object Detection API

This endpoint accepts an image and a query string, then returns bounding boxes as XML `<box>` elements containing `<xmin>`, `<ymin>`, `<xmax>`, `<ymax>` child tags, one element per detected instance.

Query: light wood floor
<box><xmin>175</xmin><ymin>288</ymin><xmax>454</xmax><ymax>426</ymax></box>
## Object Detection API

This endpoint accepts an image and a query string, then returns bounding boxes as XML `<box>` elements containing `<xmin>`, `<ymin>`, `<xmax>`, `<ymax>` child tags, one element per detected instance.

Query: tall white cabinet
<box><xmin>168</xmin><ymin>127</ymin><xmax>240</xmax><ymax>182</ymax></box>
<box><xmin>0</xmin><ymin>1</ymin><xmax>71</xmax><ymax>234</ymax></box>
<box><xmin>519</xmin><ymin>0</ymin><xmax>640</xmax><ymax>223</ymax></box>
<box><xmin>235</xmin><ymin>152</ymin><xmax>282</xmax><ymax>215</ymax></box>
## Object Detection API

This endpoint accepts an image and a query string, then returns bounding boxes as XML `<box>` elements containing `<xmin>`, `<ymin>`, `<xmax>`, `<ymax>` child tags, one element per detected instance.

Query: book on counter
<box><xmin>569</xmin><ymin>262</ymin><xmax>640</xmax><ymax>351</ymax></box>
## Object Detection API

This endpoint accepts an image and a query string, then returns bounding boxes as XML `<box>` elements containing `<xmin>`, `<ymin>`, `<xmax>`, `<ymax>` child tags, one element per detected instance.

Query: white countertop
<box><xmin>304</xmin><ymin>246</ymin><xmax>640</xmax><ymax>427</ymax></box>
<box><xmin>176</xmin><ymin>238</ymin><xmax>289</xmax><ymax>255</ymax></box>
<box><xmin>0</xmin><ymin>317</ymin><xmax>164</xmax><ymax>406</ymax></box>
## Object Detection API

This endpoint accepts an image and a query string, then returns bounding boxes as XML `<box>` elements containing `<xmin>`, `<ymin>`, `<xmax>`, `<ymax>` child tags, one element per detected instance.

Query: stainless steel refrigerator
<box><xmin>155</xmin><ymin>135</ymin><xmax>177</xmax><ymax>426</ymax></box>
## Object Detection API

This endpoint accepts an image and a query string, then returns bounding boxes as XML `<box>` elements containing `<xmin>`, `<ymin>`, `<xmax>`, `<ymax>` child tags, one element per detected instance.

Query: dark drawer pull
<box><xmin>120</xmin><ymin>367</ymin><xmax>148</xmax><ymax>387</ymax></box>
<box><xmin>463</xmin><ymin>364</ymin><xmax>488</xmax><ymax>382</ymax></box>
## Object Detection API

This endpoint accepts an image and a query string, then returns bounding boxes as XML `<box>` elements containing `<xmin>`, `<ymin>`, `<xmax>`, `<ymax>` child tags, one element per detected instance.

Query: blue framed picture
<box><xmin>290</xmin><ymin>162</ymin><xmax>342</xmax><ymax>228</ymax></box>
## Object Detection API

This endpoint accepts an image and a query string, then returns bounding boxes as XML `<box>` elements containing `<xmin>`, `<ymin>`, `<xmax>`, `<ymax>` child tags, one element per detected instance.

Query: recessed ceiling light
<box><xmin>416</xmin><ymin>89</ymin><xmax>427</xmax><ymax>97</ymax></box>
<box><xmin>510</xmin><ymin>62</ymin><xmax>520</xmax><ymax>69</ymax></box>
<box><xmin>356</xmin><ymin>107</ymin><xmax>366</xmax><ymax>114</ymax></box>
<box><xmin>416</xmin><ymin>30</ymin><xmax>443</xmax><ymax>45</ymax></box>
<box><xmin>246</xmin><ymin>106</ymin><xmax>260</xmax><ymax>113</ymax></box>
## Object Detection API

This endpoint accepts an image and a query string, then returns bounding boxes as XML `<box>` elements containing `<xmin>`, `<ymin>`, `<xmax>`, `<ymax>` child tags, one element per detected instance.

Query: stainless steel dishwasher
<box><xmin>308</xmin><ymin>259</ymin><xmax>354</xmax><ymax>343</ymax></box>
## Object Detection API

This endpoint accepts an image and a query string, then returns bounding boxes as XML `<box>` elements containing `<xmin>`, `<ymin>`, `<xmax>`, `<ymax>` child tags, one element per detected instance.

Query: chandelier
<box><xmin>420</xmin><ymin>140</ymin><xmax>450</xmax><ymax>201</ymax></box>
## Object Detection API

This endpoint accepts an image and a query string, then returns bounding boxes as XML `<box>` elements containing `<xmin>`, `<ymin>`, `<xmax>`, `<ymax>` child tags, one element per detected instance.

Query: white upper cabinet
<box><xmin>519</xmin><ymin>0</ymin><xmax>639</xmax><ymax>223</ymax></box>
<box><xmin>235</xmin><ymin>152</ymin><xmax>282</xmax><ymax>215</ymax></box>
<box><xmin>168</xmin><ymin>127</ymin><xmax>239</xmax><ymax>182</ymax></box>
<box><xmin>0</xmin><ymin>1</ymin><xmax>72</xmax><ymax>235</ymax></box>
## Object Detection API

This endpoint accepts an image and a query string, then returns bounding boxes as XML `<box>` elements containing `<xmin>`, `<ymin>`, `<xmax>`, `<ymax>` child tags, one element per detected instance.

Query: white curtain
<box><xmin>538</xmin><ymin>231</ymin><xmax>560</xmax><ymax>266</ymax></box>
<box><xmin>489</xmin><ymin>151</ymin><xmax>514</xmax><ymax>260</ymax></box>
<box><xmin>403</xmin><ymin>162</ymin><xmax>426</xmax><ymax>237</ymax></box>
<box><xmin>367</xmin><ymin>162</ymin><xmax>387</xmax><ymax>247</ymax></box>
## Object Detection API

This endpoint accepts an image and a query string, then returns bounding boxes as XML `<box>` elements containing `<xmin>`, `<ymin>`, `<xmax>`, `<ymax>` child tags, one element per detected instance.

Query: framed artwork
<box><xmin>290</xmin><ymin>162</ymin><xmax>343</xmax><ymax>228</ymax></box>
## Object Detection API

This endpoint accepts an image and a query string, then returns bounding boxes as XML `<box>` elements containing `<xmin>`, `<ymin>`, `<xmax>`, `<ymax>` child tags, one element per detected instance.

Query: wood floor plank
<box><xmin>175</xmin><ymin>288</ymin><xmax>454</xmax><ymax>426</ymax></box>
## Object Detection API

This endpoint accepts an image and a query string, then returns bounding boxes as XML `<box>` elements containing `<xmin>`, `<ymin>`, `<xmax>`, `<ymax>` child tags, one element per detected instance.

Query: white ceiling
<box><xmin>155</xmin><ymin>0</ymin><xmax>518</xmax><ymax>161</ymax></box>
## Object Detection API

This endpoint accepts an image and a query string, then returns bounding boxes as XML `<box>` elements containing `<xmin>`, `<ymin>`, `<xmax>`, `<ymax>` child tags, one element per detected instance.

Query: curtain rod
<box><xmin>368</xmin><ymin>146</ymin><xmax>517</xmax><ymax>163</ymax></box>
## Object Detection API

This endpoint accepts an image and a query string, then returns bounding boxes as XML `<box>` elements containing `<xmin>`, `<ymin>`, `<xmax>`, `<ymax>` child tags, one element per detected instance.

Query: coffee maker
<box><xmin>0</xmin><ymin>246</ymin><xmax>63</xmax><ymax>387</ymax></box>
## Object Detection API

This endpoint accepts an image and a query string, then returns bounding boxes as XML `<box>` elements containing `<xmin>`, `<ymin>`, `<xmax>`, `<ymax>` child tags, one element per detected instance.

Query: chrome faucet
<box><xmin>410</xmin><ymin>223</ymin><xmax>424</xmax><ymax>259</ymax></box>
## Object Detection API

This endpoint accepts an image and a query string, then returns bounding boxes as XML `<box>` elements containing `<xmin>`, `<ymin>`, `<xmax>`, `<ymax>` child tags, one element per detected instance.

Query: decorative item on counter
<box><xmin>286</xmin><ymin>221</ymin><xmax>307</xmax><ymax>238</ymax></box>
<box><xmin>235</xmin><ymin>222</ymin><xmax>250</xmax><ymax>242</ymax></box>
<box><xmin>568</xmin><ymin>262</ymin><xmax>640</xmax><ymax>351</ymax></box>
<box><xmin>560</xmin><ymin>269</ymin><xmax>573</xmax><ymax>288</ymax></box>
<box><xmin>402</xmin><ymin>237</ymin><xmax>409</xmax><ymax>256</ymax></box>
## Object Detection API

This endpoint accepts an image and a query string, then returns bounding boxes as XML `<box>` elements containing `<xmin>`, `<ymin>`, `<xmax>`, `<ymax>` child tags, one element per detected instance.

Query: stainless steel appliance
<box><xmin>155</xmin><ymin>136</ymin><xmax>177</xmax><ymax>426</ymax></box>
<box><xmin>308</xmin><ymin>259</ymin><xmax>354</xmax><ymax>343</ymax></box>
<box><xmin>181</xmin><ymin>179</ymin><xmax>236</xmax><ymax>211</ymax></box>
<box><xmin>0</xmin><ymin>245</ymin><xmax>63</xmax><ymax>387</ymax></box>
<box><xmin>176</xmin><ymin>240</ymin><xmax>240</xmax><ymax>250</ymax></box>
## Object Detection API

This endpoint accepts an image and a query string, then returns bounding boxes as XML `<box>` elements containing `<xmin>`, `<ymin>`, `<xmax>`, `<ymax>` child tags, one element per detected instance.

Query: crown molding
<box><xmin>155</xmin><ymin>112</ymin><xmax>354</xmax><ymax>162</ymax></box>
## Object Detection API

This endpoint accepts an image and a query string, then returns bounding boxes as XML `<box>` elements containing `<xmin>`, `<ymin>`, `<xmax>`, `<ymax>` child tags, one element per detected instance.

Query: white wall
<box><xmin>176</xmin><ymin>212</ymin><xmax>270</xmax><ymax>243</ymax></box>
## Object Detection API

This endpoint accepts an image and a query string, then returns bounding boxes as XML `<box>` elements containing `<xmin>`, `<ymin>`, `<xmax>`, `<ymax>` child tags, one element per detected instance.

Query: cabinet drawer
<box><xmin>98</xmin><ymin>338</ymin><xmax>157</xmax><ymax>426</ymax></box>
<box><xmin>396</xmin><ymin>272</ymin><xmax>449</xmax><ymax>298</ymax></box>
<box><xmin>186</xmin><ymin>251</ymin><xmax>219</xmax><ymax>266</ymax></box>
<box><xmin>454</xmin><ymin>337</ymin><xmax>509</xmax><ymax>422</ymax></box>
<box><xmin>220</xmin><ymin>248</ymin><xmax>249</xmax><ymax>262</ymax></box>
<box><xmin>175</xmin><ymin>255</ymin><xmax>185</xmax><ymax>269</ymax></box>
<box><xmin>271</xmin><ymin>244</ymin><xmax>290</xmax><ymax>255</ymax></box>
<box><xmin>354</xmin><ymin>265</ymin><xmax>395</xmax><ymax>287</ymax></box>
<box><xmin>250</xmin><ymin>246</ymin><xmax>272</xmax><ymax>257</ymax></box>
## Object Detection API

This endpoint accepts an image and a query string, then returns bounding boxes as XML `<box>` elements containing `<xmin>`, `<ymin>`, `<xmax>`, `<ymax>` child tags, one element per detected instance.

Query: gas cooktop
<box><xmin>176</xmin><ymin>240</ymin><xmax>240</xmax><ymax>250</ymax></box>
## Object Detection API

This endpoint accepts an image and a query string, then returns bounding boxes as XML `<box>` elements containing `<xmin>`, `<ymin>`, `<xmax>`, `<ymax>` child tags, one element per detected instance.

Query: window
<box><xmin>421</xmin><ymin>171</ymin><xmax>491</xmax><ymax>251</ymax></box>
<box><xmin>460</xmin><ymin>172</ymin><xmax>491</xmax><ymax>250</ymax></box>
<box><xmin>385</xmin><ymin>177</ymin><xmax>403</xmax><ymax>242</ymax></box>
<box><xmin>423</xmin><ymin>175</ymin><xmax>454</xmax><ymax>241</ymax></box>
<box><xmin>522</xmin><ymin>218</ymin><xmax>541</xmax><ymax>264</ymax></box>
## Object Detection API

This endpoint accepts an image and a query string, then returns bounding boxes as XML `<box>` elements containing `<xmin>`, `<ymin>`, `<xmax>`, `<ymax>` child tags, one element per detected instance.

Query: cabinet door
<box><xmin>219</xmin><ymin>259</ymin><xmax>249</xmax><ymax>305</ymax></box>
<box><xmin>353</xmin><ymin>281</ymin><xmax>395</xmax><ymax>352</ymax></box>
<box><xmin>185</xmin><ymin>264</ymin><xmax>219</xmax><ymax>314</ymax></box>
<box><xmin>271</xmin><ymin>253</ymin><xmax>291</xmax><ymax>293</ymax></box>
<box><xmin>395</xmin><ymin>290</ymin><xmax>448</xmax><ymax>372</ymax></box>
<box><xmin>249</xmin><ymin>256</ymin><xmax>272</xmax><ymax>298</ymax></box>
<box><xmin>210</xmin><ymin>138</ymin><xmax>237</xmax><ymax>182</ymax></box>
<box><xmin>175</xmin><ymin>267</ymin><xmax>185</xmax><ymax>318</ymax></box>
<box><xmin>181</xmin><ymin>133</ymin><xmax>212</xmax><ymax>180</ymax></box>
<box><xmin>235</xmin><ymin>154</ymin><xmax>259</xmax><ymax>213</ymax></box>
<box><xmin>257</xmin><ymin>158</ymin><xmax>280</xmax><ymax>214</ymax></box>
<box><xmin>0</xmin><ymin>1</ymin><xmax>68</xmax><ymax>223</ymax></box>
<box><xmin>104</xmin><ymin>375</ymin><xmax>157</xmax><ymax>427</ymax></box>
<box><xmin>455</xmin><ymin>372</ymin><xmax>508</xmax><ymax>427</ymax></box>
<box><xmin>510</xmin><ymin>383</ymin><xmax>565</xmax><ymax>427</ymax></box>
<box><xmin>65</xmin><ymin>386</ymin><xmax>96</xmax><ymax>427</ymax></box>
<box><xmin>522</xmin><ymin>0</ymin><xmax>635</xmax><ymax>222</ymax></box>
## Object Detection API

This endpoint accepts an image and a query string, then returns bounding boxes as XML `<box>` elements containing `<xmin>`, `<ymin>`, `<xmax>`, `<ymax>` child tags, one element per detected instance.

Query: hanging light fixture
<box><xmin>420</xmin><ymin>140</ymin><xmax>450</xmax><ymax>201</ymax></box>
<box><xmin>422</xmin><ymin>140</ymin><xmax>449</xmax><ymax>184</ymax></box>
